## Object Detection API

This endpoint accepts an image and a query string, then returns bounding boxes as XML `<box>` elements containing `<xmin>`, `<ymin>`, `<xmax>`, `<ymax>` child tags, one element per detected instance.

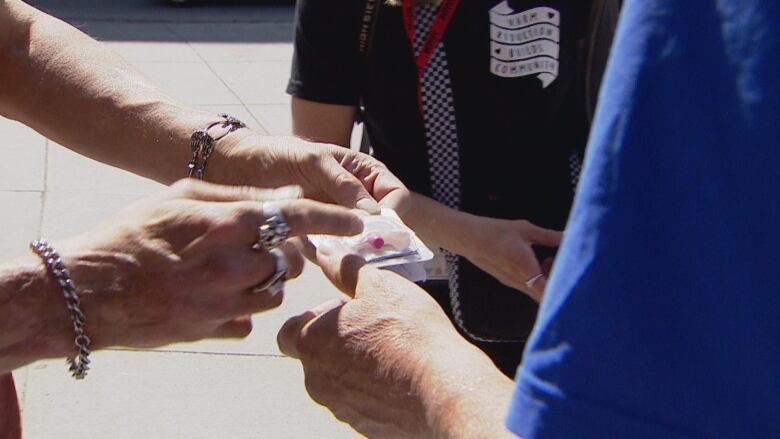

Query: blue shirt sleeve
<box><xmin>507</xmin><ymin>0</ymin><xmax>780</xmax><ymax>437</ymax></box>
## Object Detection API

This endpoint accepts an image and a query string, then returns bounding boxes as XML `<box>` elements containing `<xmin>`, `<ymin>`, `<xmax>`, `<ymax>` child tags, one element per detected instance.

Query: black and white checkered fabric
<box><xmin>569</xmin><ymin>151</ymin><xmax>583</xmax><ymax>190</ymax></box>
<box><xmin>416</xmin><ymin>5</ymin><xmax>513</xmax><ymax>343</ymax></box>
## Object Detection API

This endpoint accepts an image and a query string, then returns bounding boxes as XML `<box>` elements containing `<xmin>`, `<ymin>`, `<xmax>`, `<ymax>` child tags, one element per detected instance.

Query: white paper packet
<box><xmin>308</xmin><ymin>208</ymin><xmax>434</xmax><ymax>282</ymax></box>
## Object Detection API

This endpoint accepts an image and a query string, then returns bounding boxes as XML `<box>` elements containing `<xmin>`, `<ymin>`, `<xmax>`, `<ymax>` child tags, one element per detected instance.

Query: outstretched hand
<box><xmin>56</xmin><ymin>179</ymin><xmax>363</xmax><ymax>351</ymax></box>
<box><xmin>216</xmin><ymin>135</ymin><xmax>410</xmax><ymax>215</ymax></box>
<box><xmin>276</xmin><ymin>241</ymin><xmax>516</xmax><ymax>439</ymax></box>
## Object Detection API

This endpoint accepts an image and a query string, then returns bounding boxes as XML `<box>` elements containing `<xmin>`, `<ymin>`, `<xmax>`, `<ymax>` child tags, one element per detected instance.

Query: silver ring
<box><xmin>256</xmin><ymin>204</ymin><xmax>291</xmax><ymax>251</ymax></box>
<box><xmin>252</xmin><ymin>249</ymin><xmax>288</xmax><ymax>295</ymax></box>
<box><xmin>525</xmin><ymin>273</ymin><xmax>545</xmax><ymax>289</ymax></box>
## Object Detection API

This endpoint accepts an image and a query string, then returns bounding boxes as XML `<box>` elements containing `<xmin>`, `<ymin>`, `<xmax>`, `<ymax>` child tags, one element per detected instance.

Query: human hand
<box><xmin>276</xmin><ymin>242</ymin><xmax>515</xmax><ymax>439</ymax></box>
<box><xmin>0</xmin><ymin>373</ymin><xmax>21</xmax><ymax>439</ymax></box>
<box><xmin>53</xmin><ymin>179</ymin><xmax>362</xmax><ymax>351</ymax></box>
<box><xmin>214</xmin><ymin>134</ymin><xmax>410</xmax><ymax>215</ymax></box>
<box><xmin>458</xmin><ymin>216</ymin><xmax>562</xmax><ymax>301</ymax></box>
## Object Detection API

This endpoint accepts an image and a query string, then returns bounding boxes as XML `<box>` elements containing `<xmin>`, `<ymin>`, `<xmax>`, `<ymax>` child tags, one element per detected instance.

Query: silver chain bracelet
<box><xmin>29</xmin><ymin>239</ymin><xmax>91</xmax><ymax>380</ymax></box>
<box><xmin>187</xmin><ymin>113</ymin><xmax>246</xmax><ymax>180</ymax></box>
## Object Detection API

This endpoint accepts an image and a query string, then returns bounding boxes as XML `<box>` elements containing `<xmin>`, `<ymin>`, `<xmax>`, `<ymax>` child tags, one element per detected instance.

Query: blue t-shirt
<box><xmin>506</xmin><ymin>0</ymin><xmax>780</xmax><ymax>437</ymax></box>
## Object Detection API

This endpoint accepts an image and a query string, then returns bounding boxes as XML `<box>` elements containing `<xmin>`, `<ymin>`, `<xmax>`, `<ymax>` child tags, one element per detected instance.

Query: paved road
<box><xmin>2</xmin><ymin>1</ymin><xmax>361</xmax><ymax>437</ymax></box>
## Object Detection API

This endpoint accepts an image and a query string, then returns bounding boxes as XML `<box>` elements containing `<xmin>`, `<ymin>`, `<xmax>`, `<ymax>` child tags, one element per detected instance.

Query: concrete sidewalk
<box><xmin>1</xmin><ymin>1</ymin><xmax>360</xmax><ymax>437</ymax></box>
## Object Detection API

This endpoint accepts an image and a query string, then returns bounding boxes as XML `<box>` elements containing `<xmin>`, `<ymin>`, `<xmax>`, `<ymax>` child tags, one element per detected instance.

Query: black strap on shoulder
<box><xmin>585</xmin><ymin>0</ymin><xmax>622</xmax><ymax>122</ymax></box>
<box><xmin>357</xmin><ymin>0</ymin><xmax>382</xmax><ymax>153</ymax></box>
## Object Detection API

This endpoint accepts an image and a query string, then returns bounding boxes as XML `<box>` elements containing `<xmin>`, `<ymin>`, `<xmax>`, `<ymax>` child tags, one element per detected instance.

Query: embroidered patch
<box><xmin>489</xmin><ymin>2</ymin><xmax>561</xmax><ymax>88</ymax></box>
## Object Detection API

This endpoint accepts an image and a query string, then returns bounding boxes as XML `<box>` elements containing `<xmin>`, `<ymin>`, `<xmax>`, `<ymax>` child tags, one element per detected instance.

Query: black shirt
<box><xmin>288</xmin><ymin>0</ymin><xmax>592</xmax><ymax>341</ymax></box>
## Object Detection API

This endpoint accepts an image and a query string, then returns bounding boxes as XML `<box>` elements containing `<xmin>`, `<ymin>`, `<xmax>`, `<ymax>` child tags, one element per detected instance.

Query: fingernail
<box><xmin>268</xmin><ymin>282</ymin><xmax>284</xmax><ymax>297</ymax></box>
<box><xmin>349</xmin><ymin>216</ymin><xmax>364</xmax><ymax>234</ymax></box>
<box><xmin>356</xmin><ymin>198</ymin><xmax>381</xmax><ymax>215</ymax></box>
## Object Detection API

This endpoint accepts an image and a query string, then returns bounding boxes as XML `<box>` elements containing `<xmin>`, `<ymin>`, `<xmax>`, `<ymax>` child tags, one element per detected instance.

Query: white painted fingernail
<box><xmin>268</xmin><ymin>281</ymin><xmax>284</xmax><ymax>297</ymax></box>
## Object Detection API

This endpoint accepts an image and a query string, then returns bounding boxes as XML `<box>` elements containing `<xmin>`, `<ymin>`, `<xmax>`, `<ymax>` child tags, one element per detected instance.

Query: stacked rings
<box><xmin>257</xmin><ymin>205</ymin><xmax>291</xmax><ymax>251</ymax></box>
<box><xmin>252</xmin><ymin>204</ymin><xmax>292</xmax><ymax>295</ymax></box>
<box><xmin>252</xmin><ymin>249</ymin><xmax>289</xmax><ymax>295</ymax></box>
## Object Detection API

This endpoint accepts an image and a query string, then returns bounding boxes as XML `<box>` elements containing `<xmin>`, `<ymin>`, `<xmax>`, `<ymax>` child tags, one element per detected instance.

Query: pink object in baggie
<box><xmin>368</xmin><ymin>235</ymin><xmax>385</xmax><ymax>249</ymax></box>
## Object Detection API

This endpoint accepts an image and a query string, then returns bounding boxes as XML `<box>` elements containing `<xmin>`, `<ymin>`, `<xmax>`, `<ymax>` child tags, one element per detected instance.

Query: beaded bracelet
<box><xmin>29</xmin><ymin>239</ymin><xmax>91</xmax><ymax>380</ymax></box>
<box><xmin>187</xmin><ymin>113</ymin><xmax>246</xmax><ymax>180</ymax></box>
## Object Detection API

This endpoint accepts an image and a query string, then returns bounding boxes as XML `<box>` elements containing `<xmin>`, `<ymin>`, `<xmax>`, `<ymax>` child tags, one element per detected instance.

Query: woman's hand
<box><xmin>403</xmin><ymin>193</ymin><xmax>561</xmax><ymax>301</ymax></box>
<box><xmin>458</xmin><ymin>216</ymin><xmax>562</xmax><ymax>301</ymax></box>
<box><xmin>48</xmin><ymin>179</ymin><xmax>363</xmax><ymax>351</ymax></box>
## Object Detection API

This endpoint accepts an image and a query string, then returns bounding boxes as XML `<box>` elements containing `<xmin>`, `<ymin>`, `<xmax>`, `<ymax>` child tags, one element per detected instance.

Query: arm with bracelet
<box><xmin>0</xmin><ymin>180</ymin><xmax>363</xmax><ymax>380</ymax></box>
<box><xmin>0</xmin><ymin>0</ymin><xmax>408</xmax><ymax>212</ymax></box>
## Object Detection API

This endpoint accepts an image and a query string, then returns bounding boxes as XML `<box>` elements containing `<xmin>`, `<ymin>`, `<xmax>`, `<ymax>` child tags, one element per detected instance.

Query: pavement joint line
<box><xmin>106</xmin><ymin>347</ymin><xmax>287</xmax><ymax>358</ymax></box>
<box><xmin>37</xmin><ymin>139</ymin><xmax>50</xmax><ymax>239</ymax></box>
<box><xmin>166</xmin><ymin>23</ymin><xmax>271</xmax><ymax>134</ymax></box>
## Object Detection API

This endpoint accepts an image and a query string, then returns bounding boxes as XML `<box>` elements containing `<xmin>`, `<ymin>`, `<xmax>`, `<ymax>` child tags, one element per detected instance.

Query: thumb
<box><xmin>277</xmin><ymin>298</ymin><xmax>346</xmax><ymax>359</ymax></box>
<box><xmin>316</xmin><ymin>239</ymin><xmax>367</xmax><ymax>298</ymax></box>
<box><xmin>316</xmin><ymin>157</ymin><xmax>381</xmax><ymax>214</ymax></box>
<box><xmin>525</xmin><ymin>223</ymin><xmax>564</xmax><ymax>247</ymax></box>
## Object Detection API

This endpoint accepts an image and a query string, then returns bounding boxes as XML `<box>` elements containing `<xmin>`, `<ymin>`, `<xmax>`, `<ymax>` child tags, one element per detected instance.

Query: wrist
<box><xmin>0</xmin><ymin>254</ymin><xmax>73</xmax><ymax>372</ymax></box>
<box><xmin>404</xmin><ymin>194</ymin><xmax>479</xmax><ymax>256</ymax></box>
<box><xmin>416</xmin><ymin>330</ymin><xmax>516</xmax><ymax>438</ymax></box>
<box><xmin>444</xmin><ymin>211</ymin><xmax>483</xmax><ymax>257</ymax></box>
<box><xmin>204</xmin><ymin>128</ymin><xmax>267</xmax><ymax>186</ymax></box>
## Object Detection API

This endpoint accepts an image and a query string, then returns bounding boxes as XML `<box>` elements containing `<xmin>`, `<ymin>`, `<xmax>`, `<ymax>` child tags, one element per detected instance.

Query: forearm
<box><xmin>404</xmin><ymin>192</ymin><xmax>476</xmax><ymax>256</ymax></box>
<box><xmin>356</xmin><ymin>267</ymin><xmax>517</xmax><ymax>438</ymax></box>
<box><xmin>0</xmin><ymin>255</ymin><xmax>71</xmax><ymax>374</ymax></box>
<box><xmin>0</xmin><ymin>0</ymin><xmax>240</xmax><ymax>185</ymax></box>
<box><xmin>421</xmin><ymin>340</ymin><xmax>517</xmax><ymax>438</ymax></box>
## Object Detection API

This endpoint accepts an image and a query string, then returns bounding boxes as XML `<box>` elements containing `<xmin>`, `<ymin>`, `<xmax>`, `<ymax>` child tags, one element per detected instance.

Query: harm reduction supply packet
<box><xmin>308</xmin><ymin>208</ymin><xmax>434</xmax><ymax>282</ymax></box>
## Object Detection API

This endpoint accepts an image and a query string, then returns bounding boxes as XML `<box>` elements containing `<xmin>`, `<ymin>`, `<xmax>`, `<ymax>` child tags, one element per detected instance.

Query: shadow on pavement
<box><xmin>26</xmin><ymin>0</ymin><xmax>296</xmax><ymax>43</ymax></box>
<box><xmin>27</xmin><ymin>0</ymin><xmax>295</xmax><ymax>32</ymax></box>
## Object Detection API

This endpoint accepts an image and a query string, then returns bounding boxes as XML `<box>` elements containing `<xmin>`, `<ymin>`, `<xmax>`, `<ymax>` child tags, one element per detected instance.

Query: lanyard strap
<box><xmin>402</xmin><ymin>0</ymin><xmax>460</xmax><ymax>112</ymax></box>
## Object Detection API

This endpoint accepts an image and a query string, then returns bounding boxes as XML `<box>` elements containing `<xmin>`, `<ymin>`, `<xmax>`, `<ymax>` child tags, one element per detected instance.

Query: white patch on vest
<box><xmin>489</xmin><ymin>2</ymin><xmax>561</xmax><ymax>87</ymax></box>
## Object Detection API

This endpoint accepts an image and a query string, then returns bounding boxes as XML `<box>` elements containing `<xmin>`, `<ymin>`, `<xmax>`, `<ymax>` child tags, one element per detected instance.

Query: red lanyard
<box><xmin>402</xmin><ymin>0</ymin><xmax>460</xmax><ymax>113</ymax></box>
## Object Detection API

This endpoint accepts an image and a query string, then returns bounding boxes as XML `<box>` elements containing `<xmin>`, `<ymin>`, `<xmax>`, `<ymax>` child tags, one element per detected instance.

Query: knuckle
<box><xmin>505</xmin><ymin>249</ymin><xmax>530</xmax><ymax>270</ymax></box>
<box><xmin>211</xmin><ymin>203</ymin><xmax>257</xmax><ymax>238</ymax></box>
<box><xmin>200</xmin><ymin>252</ymin><xmax>243</xmax><ymax>285</ymax></box>
<box><xmin>332</xmin><ymin>171</ymin><xmax>358</xmax><ymax>192</ymax></box>
<box><xmin>170</xmin><ymin>178</ymin><xmax>198</xmax><ymax>196</ymax></box>
<box><xmin>232</xmin><ymin>203</ymin><xmax>260</xmax><ymax>229</ymax></box>
<box><xmin>299</xmin><ymin>150</ymin><xmax>322</xmax><ymax>169</ymax></box>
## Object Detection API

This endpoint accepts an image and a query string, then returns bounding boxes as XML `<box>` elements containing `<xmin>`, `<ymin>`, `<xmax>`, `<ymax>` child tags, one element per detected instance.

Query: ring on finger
<box><xmin>525</xmin><ymin>273</ymin><xmax>545</xmax><ymax>289</ymax></box>
<box><xmin>256</xmin><ymin>204</ymin><xmax>291</xmax><ymax>251</ymax></box>
<box><xmin>252</xmin><ymin>249</ymin><xmax>288</xmax><ymax>295</ymax></box>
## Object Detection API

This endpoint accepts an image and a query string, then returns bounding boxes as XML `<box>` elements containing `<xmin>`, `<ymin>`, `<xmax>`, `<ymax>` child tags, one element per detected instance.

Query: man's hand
<box><xmin>49</xmin><ymin>180</ymin><xmax>363</xmax><ymax>352</ymax></box>
<box><xmin>459</xmin><ymin>216</ymin><xmax>562</xmax><ymax>301</ymax></box>
<box><xmin>214</xmin><ymin>134</ymin><xmax>410</xmax><ymax>215</ymax></box>
<box><xmin>277</xmin><ymin>242</ymin><xmax>517</xmax><ymax>439</ymax></box>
